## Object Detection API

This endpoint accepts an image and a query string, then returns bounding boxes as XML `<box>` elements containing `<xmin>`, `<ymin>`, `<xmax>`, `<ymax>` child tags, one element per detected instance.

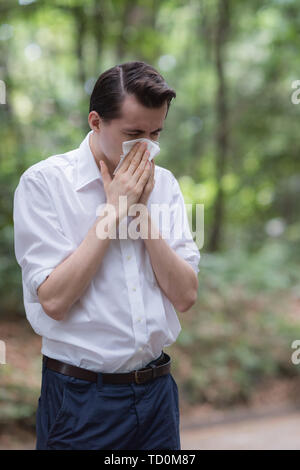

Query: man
<box><xmin>13</xmin><ymin>61</ymin><xmax>200</xmax><ymax>450</ymax></box>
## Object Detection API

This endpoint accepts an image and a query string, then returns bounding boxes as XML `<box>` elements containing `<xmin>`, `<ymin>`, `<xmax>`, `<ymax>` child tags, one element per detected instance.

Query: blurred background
<box><xmin>1</xmin><ymin>0</ymin><xmax>300</xmax><ymax>450</ymax></box>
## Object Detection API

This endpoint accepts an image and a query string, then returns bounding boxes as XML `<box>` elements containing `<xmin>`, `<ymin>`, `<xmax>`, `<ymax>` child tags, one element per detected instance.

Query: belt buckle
<box><xmin>134</xmin><ymin>364</ymin><xmax>157</xmax><ymax>384</ymax></box>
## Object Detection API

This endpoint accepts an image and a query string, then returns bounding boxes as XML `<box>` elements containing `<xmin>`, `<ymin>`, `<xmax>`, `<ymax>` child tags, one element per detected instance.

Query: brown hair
<box><xmin>89</xmin><ymin>61</ymin><xmax>176</xmax><ymax>123</ymax></box>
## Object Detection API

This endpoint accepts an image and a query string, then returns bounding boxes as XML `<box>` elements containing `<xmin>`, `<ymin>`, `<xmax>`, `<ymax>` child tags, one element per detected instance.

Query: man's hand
<box><xmin>99</xmin><ymin>142</ymin><xmax>152</xmax><ymax>223</ymax></box>
<box><xmin>136</xmin><ymin>159</ymin><xmax>155</xmax><ymax>207</ymax></box>
<box><xmin>133</xmin><ymin>160</ymin><xmax>155</xmax><ymax>232</ymax></box>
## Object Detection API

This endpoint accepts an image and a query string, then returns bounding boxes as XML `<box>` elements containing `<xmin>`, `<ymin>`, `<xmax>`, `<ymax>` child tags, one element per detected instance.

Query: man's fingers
<box><xmin>119</xmin><ymin>142</ymin><xmax>146</xmax><ymax>174</ymax></box>
<box><xmin>146</xmin><ymin>161</ymin><xmax>155</xmax><ymax>186</ymax></box>
<box><xmin>99</xmin><ymin>160</ymin><xmax>112</xmax><ymax>188</ymax></box>
<box><xmin>151</xmin><ymin>160</ymin><xmax>155</xmax><ymax>177</ymax></box>
<box><xmin>128</xmin><ymin>143</ymin><xmax>149</xmax><ymax>176</ymax></box>
<box><xmin>136</xmin><ymin>160</ymin><xmax>152</xmax><ymax>190</ymax></box>
<box><xmin>122</xmin><ymin>142</ymin><xmax>147</xmax><ymax>177</ymax></box>
<box><xmin>148</xmin><ymin>161</ymin><xmax>155</xmax><ymax>184</ymax></box>
<box><xmin>132</xmin><ymin>151</ymin><xmax>151</xmax><ymax>182</ymax></box>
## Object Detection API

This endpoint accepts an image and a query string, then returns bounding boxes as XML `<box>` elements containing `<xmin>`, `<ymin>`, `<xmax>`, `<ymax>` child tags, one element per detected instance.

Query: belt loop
<box><xmin>97</xmin><ymin>372</ymin><xmax>103</xmax><ymax>391</ymax></box>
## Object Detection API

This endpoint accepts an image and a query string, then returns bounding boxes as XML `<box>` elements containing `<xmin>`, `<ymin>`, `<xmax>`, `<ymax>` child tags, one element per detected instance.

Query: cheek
<box><xmin>101</xmin><ymin>135</ymin><xmax>122</xmax><ymax>161</ymax></box>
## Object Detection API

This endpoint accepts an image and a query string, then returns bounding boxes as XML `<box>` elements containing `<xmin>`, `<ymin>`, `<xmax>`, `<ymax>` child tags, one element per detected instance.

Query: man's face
<box><xmin>96</xmin><ymin>93</ymin><xmax>167</xmax><ymax>167</ymax></box>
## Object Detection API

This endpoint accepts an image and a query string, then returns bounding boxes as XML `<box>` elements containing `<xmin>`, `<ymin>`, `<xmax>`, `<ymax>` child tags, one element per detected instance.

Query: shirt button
<box><xmin>138</xmin><ymin>347</ymin><xmax>143</xmax><ymax>352</ymax></box>
<box><xmin>132</xmin><ymin>287</ymin><xmax>136</xmax><ymax>291</ymax></box>
<box><xmin>127</xmin><ymin>255</ymin><xmax>131</xmax><ymax>260</ymax></box>
<box><xmin>137</xmin><ymin>317</ymin><xmax>142</xmax><ymax>322</ymax></box>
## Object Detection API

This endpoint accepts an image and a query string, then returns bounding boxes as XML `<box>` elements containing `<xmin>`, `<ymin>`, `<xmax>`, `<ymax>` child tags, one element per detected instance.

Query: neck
<box><xmin>89</xmin><ymin>131</ymin><xmax>116</xmax><ymax>179</ymax></box>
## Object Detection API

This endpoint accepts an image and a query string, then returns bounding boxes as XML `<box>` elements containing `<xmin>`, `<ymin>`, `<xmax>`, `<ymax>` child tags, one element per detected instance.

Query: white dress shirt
<box><xmin>13</xmin><ymin>130</ymin><xmax>200</xmax><ymax>373</ymax></box>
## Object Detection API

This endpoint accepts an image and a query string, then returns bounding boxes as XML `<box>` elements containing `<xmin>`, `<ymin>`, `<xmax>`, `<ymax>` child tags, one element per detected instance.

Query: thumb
<box><xmin>99</xmin><ymin>160</ymin><xmax>112</xmax><ymax>187</ymax></box>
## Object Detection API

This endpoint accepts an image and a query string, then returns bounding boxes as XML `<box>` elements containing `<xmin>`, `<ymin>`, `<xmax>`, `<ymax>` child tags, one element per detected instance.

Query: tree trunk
<box><xmin>208</xmin><ymin>0</ymin><xmax>230</xmax><ymax>252</ymax></box>
<box><xmin>73</xmin><ymin>6</ymin><xmax>87</xmax><ymax>89</ymax></box>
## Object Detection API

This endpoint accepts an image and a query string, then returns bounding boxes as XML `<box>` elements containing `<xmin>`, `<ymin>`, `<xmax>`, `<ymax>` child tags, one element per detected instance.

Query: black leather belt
<box><xmin>43</xmin><ymin>351</ymin><xmax>171</xmax><ymax>385</ymax></box>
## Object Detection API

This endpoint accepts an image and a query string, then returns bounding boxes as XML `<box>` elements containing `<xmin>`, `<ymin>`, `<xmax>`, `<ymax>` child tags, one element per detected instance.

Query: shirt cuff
<box><xmin>175</xmin><ymin>246</ymin><xmax>200</xmax><ymax>275</ymax></box>
<box><xmin>26</xmin><ymin>267</ymin><xmax>54</xmax><ymax>301</ymax></box>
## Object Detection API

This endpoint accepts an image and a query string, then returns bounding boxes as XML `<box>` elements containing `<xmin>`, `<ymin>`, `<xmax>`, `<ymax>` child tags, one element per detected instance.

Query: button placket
<box><xmin>120</xmin><ymin>239</ymin><xmax>147</xmax><ymax>354</ymax></box>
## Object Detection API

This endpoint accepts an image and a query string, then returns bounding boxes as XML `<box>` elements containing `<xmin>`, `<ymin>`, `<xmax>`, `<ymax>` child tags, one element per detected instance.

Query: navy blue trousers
<box><xmin>35</xmin><ymin>352</ymin><xmax>181</xmax><ymax>450</ymax></box>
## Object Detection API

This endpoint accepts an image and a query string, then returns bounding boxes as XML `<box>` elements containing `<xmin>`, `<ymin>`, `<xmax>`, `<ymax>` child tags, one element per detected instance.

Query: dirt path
<box><xmin>181</xmin><ymin>409</ymin><xmax>300</xmax><ymax>450</ymax></box>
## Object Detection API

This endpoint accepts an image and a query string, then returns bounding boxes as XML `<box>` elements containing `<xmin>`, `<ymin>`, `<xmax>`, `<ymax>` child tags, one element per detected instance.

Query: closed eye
<box><xmin>125</xmin><ymin>131</ymin><xmax>161</xmax><ymax>136</ymax></box>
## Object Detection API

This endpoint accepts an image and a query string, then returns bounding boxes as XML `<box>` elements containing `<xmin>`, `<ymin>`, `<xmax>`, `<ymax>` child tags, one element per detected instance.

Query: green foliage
<box><xmin>0</xmin><ymin>383</ymin><xmax>39</xmax><ymax>424</ymax></box>
<box><xmin>175</xmin><ymin>245</ymin><xmax>300</xmax><ymax>406</ymax></box>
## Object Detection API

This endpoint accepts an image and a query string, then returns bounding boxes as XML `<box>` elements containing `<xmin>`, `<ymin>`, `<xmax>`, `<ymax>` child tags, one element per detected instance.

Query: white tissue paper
<box><xmin>113</xmin><ymin>138</ymin><xmax>160</xmax><ymax>175</ymax></box>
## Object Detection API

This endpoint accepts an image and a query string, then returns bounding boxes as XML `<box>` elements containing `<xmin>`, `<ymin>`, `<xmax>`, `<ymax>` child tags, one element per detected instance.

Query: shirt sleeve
<box><xmin>13</xmin><ymin>172</ymin><xmax>77</xmax><ymax>302</ymax></box>
<box><xmin>164</xmin><ymin>173</ymin><xmax>201</xmax><ymax>275</ymax></box>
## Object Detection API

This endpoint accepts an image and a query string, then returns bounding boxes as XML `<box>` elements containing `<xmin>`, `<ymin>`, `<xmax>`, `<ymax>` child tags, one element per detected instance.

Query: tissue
<box><xmin>113</xmin><ymin>138</ymin><xmax>160</xmax><ymax>175</ymax></box>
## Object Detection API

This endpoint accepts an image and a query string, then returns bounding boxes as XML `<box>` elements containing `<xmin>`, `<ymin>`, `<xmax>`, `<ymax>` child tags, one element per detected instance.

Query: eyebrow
<box><xmin>122</xmin><ymin>127</ymin><xmax>164</xmax><ymax>133</ymax></box>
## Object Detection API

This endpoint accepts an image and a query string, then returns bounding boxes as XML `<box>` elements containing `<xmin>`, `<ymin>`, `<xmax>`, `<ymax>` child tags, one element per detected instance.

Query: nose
<box><xmin>136</xmin><ymin>136</ymin><xmax>159</xmax><ymax>145</ymax></box>
<box><xmin>146</xmin><ymin>136</ymin><xmax>159</xmax><ymax>144</ymax></box>
<box><xmin>136</xmin><ymin>134</ymin><xmax>159</xmax><ymax>142</ymax></box>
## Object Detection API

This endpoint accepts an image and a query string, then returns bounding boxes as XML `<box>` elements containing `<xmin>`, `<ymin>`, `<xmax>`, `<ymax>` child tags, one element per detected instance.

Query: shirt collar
<box><xmin>75</xmin><ymin>130</ymin><xmax>103</xmax><ymax>191</ymax></box>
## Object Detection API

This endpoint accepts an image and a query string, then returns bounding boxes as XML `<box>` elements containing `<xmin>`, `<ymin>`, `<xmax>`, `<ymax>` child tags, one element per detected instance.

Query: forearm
<box><xmin>38</xmin><ymin>205</ymin><xmax>118</xmax><ymax>321</ymax></box>
<box><xmin>142</xmin><ymin>211</ymin><xmax>199</xmax><ymax>312</ymax></box>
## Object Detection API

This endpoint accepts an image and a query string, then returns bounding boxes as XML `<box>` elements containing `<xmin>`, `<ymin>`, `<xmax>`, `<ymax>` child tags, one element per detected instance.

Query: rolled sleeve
<box><xmin>13</xmin><ymin>172</ymin><xmax>77</xmax><ymax>301</ymax></box>
<box><xmin>165</xmin><ymin>173</ymin><xmax>200</xmax><ymax>275</ymax></box>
